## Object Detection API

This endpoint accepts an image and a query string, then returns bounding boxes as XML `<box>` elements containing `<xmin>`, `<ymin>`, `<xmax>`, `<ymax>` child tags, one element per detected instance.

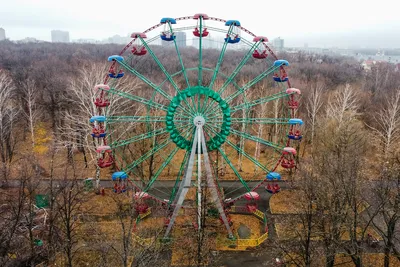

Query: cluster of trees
<box><xmin>273</xmin><ymin>83</ymin><xmax>400</xmax><ymax>266</ymax></box>
<box><xmin>0</xmin><ymin>40</ymin><xmax>399</xmax><ymax>266</ymax></box>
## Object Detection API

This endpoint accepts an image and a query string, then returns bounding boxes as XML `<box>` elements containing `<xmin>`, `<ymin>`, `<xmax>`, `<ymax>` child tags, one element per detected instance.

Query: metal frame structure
<box><xmin>90</xmin><ymin>13</ymin><xmax>302</xmax><ymax>238</ymax></box>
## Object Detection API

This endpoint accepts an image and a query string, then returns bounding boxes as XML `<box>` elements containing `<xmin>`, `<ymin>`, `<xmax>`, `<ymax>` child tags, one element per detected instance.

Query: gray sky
<box><xmin>1</xmin><ymin>0</ymin><xmax>399</xmax><ymax>48</ymax></box>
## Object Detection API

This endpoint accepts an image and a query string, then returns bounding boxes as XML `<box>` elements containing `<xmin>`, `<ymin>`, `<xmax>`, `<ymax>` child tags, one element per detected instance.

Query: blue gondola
<box><xmin>107</xmin><ymin>55</ymin><xmax>124</xmax><ymax>62</ymax></box>
<box><xmin>273</xmin><ymin>59</ymin><xmax>289</xmax><ymax>67</ymax></box>
<box><xmin>160</xmin><ymin>34</ymin><xmax>176</xmax><ymax>41</ymax></box>
<box><xmin>89</xmin><ymin>115</ymin><xmax>106</xmax><ymax>123</ymax></box>
<box><xmin>225</xmin><ymin>20</ymin><xmax>241</xmax><ymax>26</ymax></box>
<box><xmin>266</xmin><ymin>172</ymin><xmax>281</xmax><ymax>181</ymax></box>
<box><xmin>108</xmin><ymin>71</ymin><xmax>124</xmax><ymax>78</ymax></box>
<box><xmin>224</xmin><ymin>36</ymin><xmax>241</xmax><ymax>44</ymax></box>
<box><xmin>91</xmin><ymin>132</ymin><xmax>106</xmax><ymax>138</ymax></box>
<box><xmin>288</xmin><ymin>118</ymin><xmax>303</xmax><ymax>140</ymax></box>
<box><xmin>288</xmin><ymin>134</ymin><xmax>302</xmax><ymax>140</ymax></box>
<box><xmin>273</xmin><ymin>76</ymin><xmax>289</xmax><ymax>82</ymax></box>
<box><xmin>288</xmin><ymin>118</ymin><xmax>303</xmax><ymax>125</ymax></box>
<box><xmin>266</xmin><ymin>172</ymin><xmax>281</xmax><ymax>194</ymax></box>
<box><xmin>112</xmin><ymin>171</ymin><xmax>128</xmax><ymax>181</ymax></box>
<box><xmin>160</xmin><ymin>17</ymin><xmax>177</xmax><ymax>24</ymax></box>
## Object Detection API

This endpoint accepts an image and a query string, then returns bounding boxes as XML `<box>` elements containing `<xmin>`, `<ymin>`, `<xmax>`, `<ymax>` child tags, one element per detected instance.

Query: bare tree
<box><xmin>306</xmin><ymin>82</ymin><xmax>324</xmax><ymax>143</ymax></box>
<box><xmin>312</xmin><ymin>84</ymin><xmax>370</xmax><ymax>267</ymax></box>
<box><xmin>326</xmin><ymin>83</ymin><xmax>359</xmax><ymax>126</ymax></box>
<box><xmin>0</xmin><ymin>70</ymin><xmax>19</xmax><ymax>182</ymax></box>
<box><xmin>57</xmin><ymin>63</ymin><xmax>143</xmax><ymax>189</ymax></box>
<box><xmin>273</xmin><ymin>163</ymin><xmax>321</xmax><ymax>267</ymax></box>
<box><xmin>56</xmin><ymin>165</ymin><xmax>85</xmax><ymax>267</ymax></box>
<box><xmin>22</xmin><ymin>79</ymin><xmax>39</xmax><ymax>149</ymax></box>
<box><xmin>369</xmin><ymin>158</ymin><xmax>400</xmax><ymax>267</ymax></box>
<box><xmin>368</xmin><ymin>90</ymin><xmax>400</xmax><ymax>158</ymax></box>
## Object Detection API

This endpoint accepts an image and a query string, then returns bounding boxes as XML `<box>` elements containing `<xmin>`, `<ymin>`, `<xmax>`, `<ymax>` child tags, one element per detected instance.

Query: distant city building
<box><xmin>272</xmin><ymin>37</ymin><xmax>284</xmax><ymax>50</ymax></box>
<box><xmin>161</xmin><ymin>32</ymin><xmax>187</xmax><ymax>47</ymax></box>
<box><xmin>192</xmin><ymin>34</ymin><xmax>223</xmax><ymax>50</ymax></box>
<box><xmin>0</xmin><ymin>28</ymin><xmax>5</xmax><ymax>41</ymax></box>
<box><xmin>18</xmin><ymin>37</ymin><xmax>42</xmax><ymax>43</ymax></box>
<box><xmin>106</xmin><ymin>34</ymin><xmax>130</xmax><ymax>44</ymax></box>
<box><xmin>72</xmin><ymin>38</ymin><xmax>98</xmax><ymax>44</ymax></box>
<box><xmin>174</xmin><ymin>32</ymin><xmax>186</xmax><ymax>47</ymax></box>
<box><xmin>51</xmin><ymin>30</ymin><xmax>70</xmax><ymax>43</ymax></box>
<box><xmin>361</xmin><ymin>60</ymin><xmax>376</xmax><ymax>71</ymax></box>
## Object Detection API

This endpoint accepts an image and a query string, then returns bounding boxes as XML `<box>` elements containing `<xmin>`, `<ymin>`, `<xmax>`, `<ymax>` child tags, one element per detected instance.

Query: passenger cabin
<box><xmin>193</xmin><ymin>13</ymin><xmax>209</xmax><ymax>37</ymax></box>
<box><xmin>160</xmin><ymin>17</ymin><xmax>176</xmax><ymax>41</ymax></box>
<box><xmin>130</xmin><ymin>33</ymin><xmax>147</xmax><ymax>56</ymax></box>
<box><xmin>288</xmin><ymin>118</ymin><xmax>303</xmax><ymax>140</ymax></box>
<box><xmin>281</xmin><ymin>147</ymin><xmax>296</xmax><ymax>169</ymax></box>
<box><xmin>224</xmin><ymin>20</ymin><xmax>241</xmax><ymax>44</ymax></box>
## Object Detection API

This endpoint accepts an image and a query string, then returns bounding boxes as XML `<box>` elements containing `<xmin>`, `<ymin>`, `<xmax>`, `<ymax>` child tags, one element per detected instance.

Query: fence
<box><xmin>133</xmin><ymin>206</ymin><xmax>269</xmax><ymax>249</ymax></box>
<box><xmin>230</xmin><ymin>206</ymin><xmax>269</xmax><ymax>249</ymax></box>
<box><xmin>138</xmin><ymin>208</ymin><xmax>152</xmax><ymax>219</ymax></box>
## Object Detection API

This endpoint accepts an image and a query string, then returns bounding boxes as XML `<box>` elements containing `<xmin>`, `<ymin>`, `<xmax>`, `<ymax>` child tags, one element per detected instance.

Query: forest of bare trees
<box><xmin>0</xmin><ymin>40</ymin><xmax>399</xmax><ymax>266</ymax></box>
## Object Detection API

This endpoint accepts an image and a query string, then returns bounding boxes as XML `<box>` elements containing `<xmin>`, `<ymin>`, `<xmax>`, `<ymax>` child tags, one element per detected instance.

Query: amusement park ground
<box><xmin>5</xmin><ymin>178</ymin><xmax>393</xmax><ymax>266</ymax></box>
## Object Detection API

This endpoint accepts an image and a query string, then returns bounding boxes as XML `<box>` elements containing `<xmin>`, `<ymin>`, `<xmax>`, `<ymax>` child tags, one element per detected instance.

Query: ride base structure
<box><xmin>164</xmin><ymin>116</ymin><xmax>233</xmax><ymax>239</ymax></box>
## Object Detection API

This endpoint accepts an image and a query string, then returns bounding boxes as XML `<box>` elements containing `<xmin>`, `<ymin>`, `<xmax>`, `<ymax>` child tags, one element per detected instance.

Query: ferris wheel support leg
<box><xmin>200</xmin><ymin>130</ymin><xmax>234</xmax><ymax>239</ymax></box>
<box><xmin>197</xmin><ymin>126</ymin><xmax>202</xmax><ymax>232</ymax></box>
<box><xmin>95</xmin><ymin>165</ymin><xmax>101</xmax><ymax>192</ymax></box>
<box><xmin>164</xmin><ymin>130</ymin><xmax>199</xmax><ymax>238</ymax></box>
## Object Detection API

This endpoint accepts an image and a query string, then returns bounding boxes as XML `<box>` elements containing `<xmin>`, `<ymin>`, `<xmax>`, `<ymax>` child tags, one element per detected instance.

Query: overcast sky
<box><xmin>1</xmin><ymin>0</ymin><xmax>399</xmax><ymax>48</ymax></box>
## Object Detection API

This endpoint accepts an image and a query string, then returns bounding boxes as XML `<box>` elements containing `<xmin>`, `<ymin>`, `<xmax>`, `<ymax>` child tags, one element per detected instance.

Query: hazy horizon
<box><xmin>1</xmin><ymin>0</ymin><xmax>399</xmax><ymax>49</ymax></box>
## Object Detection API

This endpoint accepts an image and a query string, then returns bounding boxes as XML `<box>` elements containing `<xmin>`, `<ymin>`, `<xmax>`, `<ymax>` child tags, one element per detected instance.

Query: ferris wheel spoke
<box><xmin>110</xmin><ymin>126</ymin><xmax>178</xmax><ymax>148</ymax></box>
<box><xmin>123</xmin><ymin>139</ymin><xmax>174</xmax><ymax>173</ymax></box>
<box><xmin>216</xmin><ymin>147</ymin><xmax>252</xmax><ymax>194</ymax></box>
<box><xmin>175</xmin><ymin>105</ymin><xmax>196</xmax><ymax>120</ymax></box>
<box><xmin>199</xmin><ymin>26</ymin><xmax>235</xmax><ymax>114</ymax></box>
<box><xmin>143</xmin><ymin>146</ymin><xmax>181</xmax><ymax>193</ymax></box>
<box><xmin>167</xmin><ymin>22</ymin><xmax>190</xmax><ymax>88</ymax></box>
<box><xmin>230</xmin><ymin>128</ymin><xmax>284</xmax><ymax>151</ymax></box>
<box><xmin>198</xmin><ymin>16</ymin><xmax>204</xmax><ymax>86</ymax></box>
<box><xmin>115</xmin><ymin>60</ymin><xmax>173</xmax><ymax>100</ymax></box>
<box><xmin>137</xmin><ymin>36</ymin><xmax>197</xmax><ymax>116</ymax></box>
<box><xmin>224</xmin><ymin>65</ymin><xmax>281</xmax><ymax>104</ymax></box>
<box><xmin>217</xmin><ymin>41</ymin><xmax>261</xmax><ymax>95</ymax></box>
<box><xmin>204</xmin><ymin>125</ymin><xmax>270</xmax><ymax>173</ymax></box>
<box><xmin>127</xmin><ymin>168</ymin><xmax>173</xmax><ymax>199</ymax></box>
<box><xmin>230</xmin><ymin>91</ymin><xmax>289</xmax><ymax>112</ymax></box>
<box><xmin>227</xmin><ymin>118</ymin><xmax>292</xmax><ymax>125</ymax></box>
<box><xmin>203</xmin><ymin>100</ymin><xmax>222</xmax><ymax>118</ymax></box>
<box><xmin>105</xmin><ymin>88</ymin><xmax>169</xmax><ymax>111</ymax></box>
<box><xmin>137</xmin><ymin>36</ymin><xmax>180</xmax><ymax>91</ymax></box>
<box><xmin>204</xmin><ymin>109</ymin><xmax>223</xmax><ymax>121</ymax></box>
<box><xmin>107</xmin><ymin>116</ymin><xmax>168</xmax><ymax>123</ymax></box>
<box><xmin>209</xmin><ymin>26</ymin><xmax>234</xmax><ymax>89</ymax></box>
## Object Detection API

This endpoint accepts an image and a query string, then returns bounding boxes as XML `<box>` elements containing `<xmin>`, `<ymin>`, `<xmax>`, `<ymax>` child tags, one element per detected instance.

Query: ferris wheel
<box><xmin>90</xmin><ymin>13</ymin><xmax>302</xmax><ymax>238</ymax></box>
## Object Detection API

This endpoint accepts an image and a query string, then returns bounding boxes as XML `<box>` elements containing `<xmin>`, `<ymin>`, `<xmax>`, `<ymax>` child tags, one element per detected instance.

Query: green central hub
<box><xmin>165</xmin><ymin>86</ymin><xmax>231</xmax><ymax>151</ymax></box>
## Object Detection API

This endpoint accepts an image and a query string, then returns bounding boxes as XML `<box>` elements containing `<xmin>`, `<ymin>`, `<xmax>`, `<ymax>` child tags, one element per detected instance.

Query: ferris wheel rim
<box><xmin>103</xmin><ymin>14</ymin><xmax>290</xmax><ymax>86</ymax></box>
<box><xmin>95</xmin><ymin>13</ymin><xmax>300</xmax><ymax>203</ymax></box>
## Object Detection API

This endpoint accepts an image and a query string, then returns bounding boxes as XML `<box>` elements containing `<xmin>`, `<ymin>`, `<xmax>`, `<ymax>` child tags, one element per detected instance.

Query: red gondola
<box><xmin>288</xmin><ymin>99</ymin><xmax>299</xmax><ymax>109</ymax></box>
<box><xmin>98</xmin><ymin>157</ymin><xmax>114</xmax><ymax>168</ymax></box>
<box><xmin>252</xmin><ymin>50</ymin><xmax>268</xmax><ymax>59</ymax></box>
<box><xmin>288</xmin><ymin>129</ymin><xmax>302</xmax><ymax>140</ymax></box>
<box><xmin>94</xmin><ymin>98</ymin><xmax>110</xmax><ymax>107</ymax></box>
<box><xmin>266</xmin><ymin>183</ymin><xmax>281</xmax><ymax>194</ymax></box>
<box><xmin>281</xmin><ymin>147</ymin><xmax>296</xmax><ymax>169</ymax></box>
<box><xmin>132</xmin><ymin>45</ymin><xmax>147</xmax><ymax>56</ymax></box>
<box><xmin>193</xmin><ymin>27</ymin><xmax>209</xmax><ymax>37</ymax></box>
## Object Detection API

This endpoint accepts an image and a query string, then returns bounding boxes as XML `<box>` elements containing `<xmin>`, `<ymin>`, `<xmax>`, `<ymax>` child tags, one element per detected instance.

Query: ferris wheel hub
<box><xmin>165</xmin><ymin>86</ymin><xmax>231</xmax><ymax>151</ymax></box>
<box><xmin>193</xmin><ymin>116</ymin><xmax>205</xmax><ymax>126</ymax></box>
